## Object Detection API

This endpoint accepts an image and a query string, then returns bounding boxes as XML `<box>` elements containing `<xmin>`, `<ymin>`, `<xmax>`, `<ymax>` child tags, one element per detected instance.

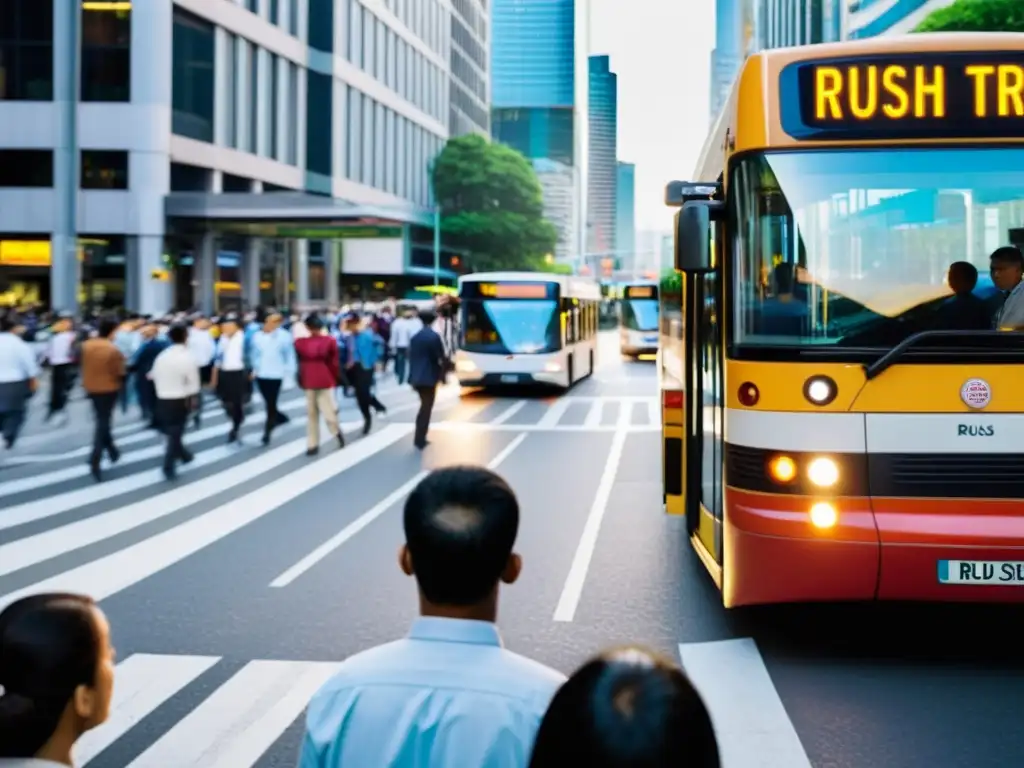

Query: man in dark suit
<box><xmin>407</xmin><ymin>309</ymin><xmax>447</xmax><ymax>449</ymax></box>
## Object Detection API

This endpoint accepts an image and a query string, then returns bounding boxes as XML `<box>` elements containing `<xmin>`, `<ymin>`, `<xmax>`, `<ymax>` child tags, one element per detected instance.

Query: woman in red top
<box><xmin>294</xmin><ymin>313</ymin><xmax>344</xmax><ymax>455</ymax></box>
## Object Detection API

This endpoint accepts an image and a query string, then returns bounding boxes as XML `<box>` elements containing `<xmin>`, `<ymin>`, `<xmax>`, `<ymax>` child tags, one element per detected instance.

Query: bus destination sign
<box><xmin>779</xmin><ymin>52</ymin><xmax>1024</xmax><ymax>140</ymax></box>
<box><xmin>624</xmin><ymin>285</ymin><xmax>655</xmax><ymax>298</ymax></box>
<box><xmin>463</xmin><ymin>282</ymin><xmax>556</xmax><ymax>300</ymax></box>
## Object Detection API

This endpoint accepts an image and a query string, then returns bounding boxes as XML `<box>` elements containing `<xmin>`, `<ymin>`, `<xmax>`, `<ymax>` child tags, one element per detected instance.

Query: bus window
<box><xmin>462</xmin><ymin>296</ymin><xmax>561</xmax><ymax>355</ymax></box>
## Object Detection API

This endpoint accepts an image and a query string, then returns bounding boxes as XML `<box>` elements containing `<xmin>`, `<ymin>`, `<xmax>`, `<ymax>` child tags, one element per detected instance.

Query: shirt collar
<box><xmin>408</xmin><ymin>617</ymin><xmax>503</xmax><ymax>647</ymax></box>
<box><xmin>1009</xmin><ymin>280</ymin><xmax>1024</xmax><ymax>298</ymax></box>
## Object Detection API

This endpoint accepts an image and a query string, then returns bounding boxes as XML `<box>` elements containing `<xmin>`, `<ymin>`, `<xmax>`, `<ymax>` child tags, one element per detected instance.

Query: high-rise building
<box><xmin>0</xmin><ymin>0</ymin><xmax>468</xmax><ymax>314</ymax></box>
<box><xmin>490</xmin><ymin>0</ymin><xmax>589</xmax><ymax>262</ymax></box>
<box><xmin>448</xmin><ymin>0</ymin><xmax>490</xmax><ymax>136</ymax></box>
<box><xmin>615</xmin><ymin>162</ymin><xmax>636</xmax><ymax>269</ymax></box>
<box><xmin>844</xmin><ymin>0</ymin><xmax>956</xmax><ymax>39</ymax></box>
<box><xmin>740</xmin><ymin>0</ymin><xmax>843</xmax><ymax>53</ymax></box>
<box><xmin>587</xmin><ymin>55</ymin><xmax>617</xmax><ymax>259</ymax></box>
<box><xmin>710</xmin><ymin>0</ymin><xmax>741</xmax><ymax>122</ymax></box>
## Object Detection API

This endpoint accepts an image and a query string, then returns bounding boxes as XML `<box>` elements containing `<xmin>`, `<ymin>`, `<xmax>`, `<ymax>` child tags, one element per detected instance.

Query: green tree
<box><xmin>915</xmin><ymin>0</ymin><xmax>1024</xmax><ymax>32</ymax></box>
<box><xmin>431</xmin><ymin>133</ymin><xmax>559</xmax><ymax>272</ymax></box>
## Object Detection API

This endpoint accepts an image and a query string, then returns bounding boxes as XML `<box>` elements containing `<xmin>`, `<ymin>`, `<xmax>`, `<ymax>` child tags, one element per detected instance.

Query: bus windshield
<box><xmin>729</xmin><ymin>147</ymin><xmax>1024</xmax><ymax>351</ymax></box>
<box><xmin>621</xmin><ymin>298</ymin><xmax>659</xmax><ymax>331</ymax></box>
<box><xmin>461</xmin><ymin>298</ymin><xmax>562</xmax><ymax>354</ymax></box>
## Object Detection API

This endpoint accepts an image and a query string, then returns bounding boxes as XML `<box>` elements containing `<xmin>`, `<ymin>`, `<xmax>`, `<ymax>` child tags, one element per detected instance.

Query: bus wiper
<box><xmin>864</xmin><ymin>330</ymin><xmax>1013</xmax><ymax>380</ymax></box>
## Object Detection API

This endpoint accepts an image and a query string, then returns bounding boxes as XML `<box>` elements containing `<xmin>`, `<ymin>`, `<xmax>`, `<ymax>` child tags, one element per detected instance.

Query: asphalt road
<box><xmin>1</xmin><ymin>331</ymin><xmax>1022</xmax><ymax>768</ymax></box>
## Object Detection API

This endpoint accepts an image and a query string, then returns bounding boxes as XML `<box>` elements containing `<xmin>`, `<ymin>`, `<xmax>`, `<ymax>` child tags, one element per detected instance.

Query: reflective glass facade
<box><xmin>587</xmin><ymin>55</ymin><xmax>616</xmax><ymax>256</ymax></box>
<box><xmin>846</xmin><ymin>0</ymin><xmax>952</xmax><ymax>38</ymax></box>
<box><xmin>492</xmin><ymin>0</ymin><xmax>575</xmax><ymax>108</ymax></box>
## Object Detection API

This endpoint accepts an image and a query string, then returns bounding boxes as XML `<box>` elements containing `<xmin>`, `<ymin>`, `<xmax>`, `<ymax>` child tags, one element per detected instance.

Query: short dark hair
<box><xmin>97</xmin><ymin>317</ymin><xmax>119</xmax><ymax>339</ymax></box>
<box><xmin>0</xmin><ymin>593</ymin><xmax>102</xmax><ymax>758</ymax></box>
<box><xmin>529</xmin><ymin>647</ymin><xmax>720</xmax><ymax>768</ymax></box>
<box><xmin>948</xmin><ymin>261</ymin><xmax>979</xmax><ymax>292</ymax></box>
<box><xmin>305</xmin><ymin>312</ymin><xmax>323</xmax><ymax>331</ymax></box>
<box><xmin>990</xmin><ymin>246</ymin><xmax>1024</xmax><ymax>268</ymax></box>
<box><xmin>168</xmin><ymin>324</ymin><xmax>188</xmax><ymax>344</ymax></box>
<box><xmin>419</xmin><ymin>309</ymin><xmax>437</xmax><ymax>326</ymax></box>
<box><xmin>403</xmin><ymin>466</ymin><xmax>519</xmax><ymax>605</ymax></box>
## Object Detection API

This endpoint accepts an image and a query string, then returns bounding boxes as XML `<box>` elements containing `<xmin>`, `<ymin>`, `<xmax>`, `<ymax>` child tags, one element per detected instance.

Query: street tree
<box><xmin>915</xmin><ymin>0</ymin><xmax>1024</xmax><ymax>32</ymax></box>
<box><xmin>431</xmin><ymin>133</ymin><xmax>559</xmax><ymax>272</ymax></box>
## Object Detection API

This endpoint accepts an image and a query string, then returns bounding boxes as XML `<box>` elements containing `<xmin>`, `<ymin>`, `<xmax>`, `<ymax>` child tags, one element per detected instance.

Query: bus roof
<box><xmin>459</xmin><ymin>271</ymin><xmax>601</xmax><ymax>300</ymax></box>
<box><xmin>695</xmin><ymin>32</ymin><xmax>1024</xmax><ymax>179</ymax></box>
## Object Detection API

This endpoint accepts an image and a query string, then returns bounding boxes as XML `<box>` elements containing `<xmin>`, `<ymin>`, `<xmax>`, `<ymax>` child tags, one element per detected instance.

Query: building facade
<box><xmin>615</xmin><ymin>161</ymin><xmax>635</xmax><ymax>269</ymax></box>
<box><xmin>0</xmin><ymin>0</ymin><xmax>474</xmax><ymax>315</ymax></box>
<box><xmin>710</xmin><ymin>0</ymin><xmax>742</xmax><ymax>122</ymax></box>
<box><xmin>490</xmin><ymin>0</ymin><xmax>588</xmax><ymax>264</ymax></box>
<box><xmin>844</xmin><ymin>0</ymin><xmax>955</xmax><ymax>38</ymax></box>
<box><xmin>587</xmin><ymin>55</ymin><xmax>616</xmax><ymax>260</ymax></box>
<box><xmin>448</xmin><ymin>0</ymin><xmax>489</xmax><ymax>135</ymax></box>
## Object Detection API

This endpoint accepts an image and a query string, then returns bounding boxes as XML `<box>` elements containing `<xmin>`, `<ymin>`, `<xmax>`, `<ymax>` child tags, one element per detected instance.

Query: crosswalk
<box><xmin>434</xmin><ymin>395</ymin><xmax>660</xmax><ymax>432</ymax></box>
<box><xmin>65</xmin><ymin>637</ymin><xmax>809</xmax><ymax>767</ymax></box>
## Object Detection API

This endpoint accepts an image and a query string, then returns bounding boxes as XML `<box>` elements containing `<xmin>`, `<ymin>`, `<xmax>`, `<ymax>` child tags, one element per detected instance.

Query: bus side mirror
<box><xmin>674</xmin><ymin>200</ymin><xmax>723</xmax><ymax>273</ymax></box>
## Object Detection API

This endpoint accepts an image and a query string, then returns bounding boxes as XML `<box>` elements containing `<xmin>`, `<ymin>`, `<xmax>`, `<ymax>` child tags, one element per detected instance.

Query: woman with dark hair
<box><xmin>0</xmin><ymin>593</ymin><xmax>115</xmax><ymax>766</ymax></box>
<box><xmin>529</xmin><ymin>646</ymin><xmax>720</xmax><ymax>768</ymax></box>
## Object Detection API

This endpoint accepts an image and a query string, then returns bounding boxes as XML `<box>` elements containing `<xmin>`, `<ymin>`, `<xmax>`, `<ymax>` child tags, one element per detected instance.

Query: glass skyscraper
<box><xmin>615</xmin><ymin>162</ymin><xmax>636</xmax><ymax>266</ymax></box>
<box><xmin>587</xmin><ymin>55</ymin><xmax>616</xmax><ymax>257</ymax></box>
<box><xmin>845</xmin><ymin>0</ymin><xmax>955</xmax><ymax>39</ymax></box>
<box><xmin>490</xmin><ymin>0</ymin><xmax>589</xmax><ymax>261</ymax></box>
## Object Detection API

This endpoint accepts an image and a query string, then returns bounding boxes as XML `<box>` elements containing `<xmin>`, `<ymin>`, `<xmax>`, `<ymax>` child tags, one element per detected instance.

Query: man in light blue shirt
<box><xmin>249</xmin><ymin>312</ymin><xmax>295</xmax><ymax>445</ymax></box>
<box><xmin>0</xmin><ymin>312</ymin><xmax>40</xmax><ymax>449</ymax></box>
<box><xmin>300</xmin><ymin>466</ymin><xmax>566</xmax><ymax>768</ymax></box>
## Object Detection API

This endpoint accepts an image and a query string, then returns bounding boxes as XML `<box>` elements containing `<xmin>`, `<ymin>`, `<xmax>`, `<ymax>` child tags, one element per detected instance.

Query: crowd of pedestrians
<box><xmin>0</xmin><ymin>465</ymin><xmax>721</xmax><ymax>767</ymax></box>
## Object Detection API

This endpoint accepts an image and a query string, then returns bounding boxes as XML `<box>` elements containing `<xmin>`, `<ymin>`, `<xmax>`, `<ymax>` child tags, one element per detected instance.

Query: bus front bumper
<box><xmin>722</xmin><ymin>488</ymin><xmax>1024</xmax><ymax>607</ymax></box>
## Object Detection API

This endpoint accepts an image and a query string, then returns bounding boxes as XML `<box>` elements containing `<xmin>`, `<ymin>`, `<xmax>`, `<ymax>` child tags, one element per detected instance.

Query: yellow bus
<box><xmin>662</xmin><ymin>33</ymin><xmax>1024</xmax><ymax>608</ymax></box>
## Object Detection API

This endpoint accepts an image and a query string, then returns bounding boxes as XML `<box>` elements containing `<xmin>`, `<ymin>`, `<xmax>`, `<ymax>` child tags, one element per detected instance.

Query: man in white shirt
<box><xmin>389</xmin><ymin>307</ymin><xmax>424</xmax><ymax>385</ymax></box>
<box><xmin>186</xmin><ymin>316</ymin><xmax>217</xmax><ymax>429</ymax></box>
<box><xmin>45</xmin><ymin>315</ymin><xmax>77</xmax><ymax>424</ymax></box>
<box><xmin>211</xmin><ymin>314</ymin><xmax>247</xmax><ymax>443</ymax></box>
<box><xmin>991</xmin><ymin>246</ymin><xmax>1024</xmax><ymax>330</ymax></box>
<box><xmin>150</xmin><ymin>324</ymin><xmax>201</xmax><ymax>479</ymax></box>
<box><xmin>0</xmin><ymin>312</ymin><xmax>40</xmax><ymax>449</ymax></box>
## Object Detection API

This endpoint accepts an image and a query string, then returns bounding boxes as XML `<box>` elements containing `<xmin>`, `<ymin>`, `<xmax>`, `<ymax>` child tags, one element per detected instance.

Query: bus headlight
<box><xmin>544</xmin><ymin>362</ymin><xmax>562</xmax><ymax>372</ymax></box>
<box><xmin>455</xmin><ymin>359</ymin><xmax>477</xmax><ymax>373</ymax></box>
<box><xmin>767</xmin><ymin>455</ymin><xmax>797</xmax><ymax>483</ymax></box>
<box><xmin>807</xmin><ymin>457</ymin><xmax>839</xmax><ymax>488</ymax></box>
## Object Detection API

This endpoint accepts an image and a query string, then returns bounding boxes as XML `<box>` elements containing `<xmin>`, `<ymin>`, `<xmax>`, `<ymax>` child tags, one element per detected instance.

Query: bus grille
<box><xmin>869</xmin><ymin>454</ymin><xmax>1024</xmax><ymax>499</ymax></box>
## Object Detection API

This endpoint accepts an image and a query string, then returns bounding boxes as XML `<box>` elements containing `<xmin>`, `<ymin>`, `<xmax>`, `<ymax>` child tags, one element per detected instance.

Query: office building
<box><xmin>587</xmin><ymin>55</ymin><xmax>616</xmax><ymax>260</ymax></box>
<box><xmin>738</xmin><ymin>0</ymin><xmax>842</xmax><ymax>53</ymax></box>
<box><xmin>710</xmin><ymin>0</ymin><xmax>741</xmax><ymax>122</ymax></box>
<box><xmin>844</xmin><ymin>0</ymin><xmax>956</xmax><ymax>38</ymax></box>
<box><xmin>448</xmin><ymin>0</ymin><xmax>489</xmax><ymax>135</ymax></box>
<box><xmin>490</xmin><ymin>0</ymin><xmax>588</xmax><ymax>263</ymax></box>
<box><xmin>0</xmin><ymin>0</ymin><xmax>473</xmax><ymax>315</ymax></box>
<box><xmin>615</xmin><ymin>161</ymin><xmax>635</xmax><ymax>270</ymax></box>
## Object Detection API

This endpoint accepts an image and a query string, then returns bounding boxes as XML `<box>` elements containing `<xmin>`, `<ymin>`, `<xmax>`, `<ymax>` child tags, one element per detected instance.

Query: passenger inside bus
<box><xmin>755</xmin><ymin>262</ymin><xmax>810</xmax><ymax>337</ymax></box>
<box><xmin>931</xmin><ymin>261</ymin><xmax>993</xmax><ymax>331</ymax></box>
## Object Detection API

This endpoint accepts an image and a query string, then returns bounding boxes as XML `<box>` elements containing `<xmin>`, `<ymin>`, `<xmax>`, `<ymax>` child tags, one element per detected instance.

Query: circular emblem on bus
<box><xmin>960</xmin><ymin>379</ymin><xmax>991</xmax><ymax>409</ymax></box>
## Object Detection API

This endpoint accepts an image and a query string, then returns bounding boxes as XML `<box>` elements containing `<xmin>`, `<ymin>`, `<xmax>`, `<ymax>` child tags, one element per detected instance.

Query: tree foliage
<box><xmin>915</xmin><ymin>0</ymin><xmax>1024</xmax><ymax>32</ymax></box>
<box><xmin>431</xmin><ymin>134</ymin><xmax>558</xmax><ymax>272</ymax></box>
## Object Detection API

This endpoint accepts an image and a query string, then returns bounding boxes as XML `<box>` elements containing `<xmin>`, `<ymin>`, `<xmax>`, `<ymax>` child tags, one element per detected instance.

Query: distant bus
<box><xmin>454</xmin><ymin>271</ymin><xmax>602</xmax><ymax>390</ymax></box>
<box><xmin>619</xmin><ymin>281</ymin><xmax>659</xmax><ymax>358</ymax></box>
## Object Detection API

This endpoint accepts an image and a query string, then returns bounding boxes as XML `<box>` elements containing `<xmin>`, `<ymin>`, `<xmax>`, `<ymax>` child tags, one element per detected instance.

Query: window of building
<box><xmin>384</xmin><ymin>108</ymin><xmax>395</xmax><ymax>193</ymax></box>
<box><xmin>0</xmin><ymin>0</ymin><xmax>53</xmax><ymax>100</ymax></box>
<box><xmin>268</xmin><ymin>54</ymin><xmax>278</xmax><ymax>159</ymax></box>
<box><xmin>81</xmin><ymin>5</ymin><xmax>131</xmax><ymax>102</ymax></box>
<box><xmin>375</xmin><ymin>19</ymin><xmax>385</xmax><ymax>80</ymax></box>
<box><xmin>308</xmin><ymin>0</ymin><xmax>333</xmax><ymax>53</ymax></box>
<box><xmin>249</xmin><ymin>42</ymin><xmax>258</xmax><ymax>152</ymax></box>
<box><xmin>171</xmin><ymin>10</ymin><xmax>214</xmax><ymax>142</ymax></box>
<box><xmin>287</xmin><ymin>62</ymin><xmax>298</xmax><ymax>165</ymax></box>
<box><xmin>374</xmin><ymin>101</ymin><xmax>385</xmax><ymax>189</ymax></box>
<box><xmin>0</xmin><ymin>150</ymin><xmax>52</xmax><ymax>187</ymax></box>
<box><xmin>270</xmin><ymin>0</ymin><xmax>279</xmax><ymax>25</ymax></box>
<box><xmin>225</xmin><ymin>32</ymin><xmax>237</xmax><ymax>148</ymax></box>
<box><xmin>363</xmin><ymin>10</ymin><xmax>375</xmax><ymax>74</ymax></box>
<box><xmin>80</xmin><ymin>150</ymin><xmax>128</xmax><ymax>190</ymax></box>
<box><xmin>348</xmin><ymin>0</ymin><xmax>361</xmax><ymax>64</ymax></box>
<box><xmin>289</xmin><ymin>0</ymin><xmax>299</xmax><ymax>36</ymax></box>
<box><xmin>246</xmin><ymin>0</ymin><xmax>258</xmax><ymax>12</ymax></box>
<box><xmin>385</xmin><ymin>29</ymin><xmax>394</xmax><ymax>89</ymax></box>
<box><xmin>347</xmin><ymin>87</ymin><xmax>362</xmax><ymax>183</ymax></box>
<box><xmin>305</xmin><ymin>69</ymin><xmax>332</xmax><ymax>176</ymax></box>
<box><xmin>222</xmin><ymin>172</ymin><xmax>251</xmax><ymax>192</ymax></box>
<box><xmin>362</xmin><ymin>94</ymin><xmax>374</xmax><ymax>185</ymax></box>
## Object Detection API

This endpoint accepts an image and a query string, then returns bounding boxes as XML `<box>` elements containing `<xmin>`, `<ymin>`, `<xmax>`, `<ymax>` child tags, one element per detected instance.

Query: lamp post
<box><xmin>432</xmin><ymin>204</ymin><xmax>441</xmax><ymax>287</ymax></box>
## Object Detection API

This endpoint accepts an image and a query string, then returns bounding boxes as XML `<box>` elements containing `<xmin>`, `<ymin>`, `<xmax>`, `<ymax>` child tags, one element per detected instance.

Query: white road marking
<box><xmin>583</xmin><ymin>400</ymin><xmax>604</xmax><ymax>428</ymax></box>
<box><xmin>0</xmin><ymin>437</ymin><xmax>313</xmax><ymax>576</ymax></box>
<box><xmin>617</xmin><ymin>401</ymin><xmax>634</xmax><ymax>428</ymax></box>
<box><xmin>489</xmin><ymin>400</ymin><xmax>526</xmax><ymax>425</ymax></box>
<box><xmin>537</xmin><ymin>399</ymin><xmax>571</xmax><ymax>428</ymax></box>
<box><xmin>270</xmin><ymin>433</ymin><xmax>528</xmax><ymax>587</ymax></box>
<box><xmin>678</xmin><ymin>638</ymin><xmax>812</xmax><ymax>768</ymax></box>
<box><xmin>126</xmin><ymin>659</ymin><xmax>340</xmax><ymax>767</ymax></box>
<box><xmin>430</xmin><ymin>422</ymin><xmax>659</xmax><ymax>433</ymax></box>
<box><xmin>552</xmin><ymin>428</ymin><xmax>628</xmax><ymax>622</ymax></box>
<box><xmin>76</xmin><ymin>654</ymin><xmax>221</xmax><ymax>765</ymax></box>
<box><xmin>647</xmin><ymin>398</ymin><xmax>660</xmax><ymax>424</ymax></box>
<box><xmin>0</xmin><ymin>424</ymin><xmax>413</xmax><ymax>609</ymax></box>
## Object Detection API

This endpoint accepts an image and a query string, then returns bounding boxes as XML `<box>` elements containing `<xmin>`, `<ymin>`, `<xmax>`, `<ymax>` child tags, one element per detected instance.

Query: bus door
<box><xmin>686</xmin><ymin>271</ymin><xmax>724</xmax><ymax>564</ymax></box>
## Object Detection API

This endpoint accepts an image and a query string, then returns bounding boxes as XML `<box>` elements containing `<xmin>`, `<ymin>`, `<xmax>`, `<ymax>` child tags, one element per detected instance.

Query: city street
<box><xmin>1</xmin><ymin>333</ymin><xmax>1021</xmax><ymax>768</ymax></box>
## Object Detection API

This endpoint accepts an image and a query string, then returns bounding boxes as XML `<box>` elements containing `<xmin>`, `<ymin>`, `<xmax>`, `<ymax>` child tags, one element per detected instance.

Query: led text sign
<box><xmin>779</xmin><ymin>53</ymin><xmax>1024</xmax><ymax>140</ymax></box>
<box><xmin>464</xmin><ymin>282</ymin><xmax>556</xmax><ymax>300</ymax></box>
<box><xmin>624</xmin><ymin>285</ymin><xmax>655</xmax><ymax>298</ymax></box>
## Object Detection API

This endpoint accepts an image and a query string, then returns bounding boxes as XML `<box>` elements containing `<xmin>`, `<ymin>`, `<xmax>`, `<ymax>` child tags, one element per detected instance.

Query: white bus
<box><xmin>619</xmin><ymin>280</ymin><xmax>660</xmax><ymax>357</ymax></box>
<box><xmin>454</xmin><ymin>272</ymin><xmax>601</xmax><ymax>390</ymax></box>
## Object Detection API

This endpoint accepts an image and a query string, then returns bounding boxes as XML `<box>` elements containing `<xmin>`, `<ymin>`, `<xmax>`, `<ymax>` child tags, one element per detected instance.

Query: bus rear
<box><xmin>619</xmin><ymin>282</ymin><xmax>660</xmax><ymax>358</ymax></box>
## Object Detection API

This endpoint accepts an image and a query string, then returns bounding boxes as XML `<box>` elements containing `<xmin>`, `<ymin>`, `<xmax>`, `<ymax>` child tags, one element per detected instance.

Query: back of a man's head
<box><xmin>419</xmin><ymin>309</ymin><xmax>437</xmax><ymax>326</ymax></box>
<box><xmin>403</xmin><ymin>466</ymin><xmax>519</xmax><ymax>606</ymax></box>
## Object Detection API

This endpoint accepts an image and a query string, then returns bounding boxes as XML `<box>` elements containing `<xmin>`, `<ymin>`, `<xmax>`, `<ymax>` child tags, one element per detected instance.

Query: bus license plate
<box><xmin>500</xmin><ymin>375</ymin><xmax>519</xmax><ymax>383</ymax></box>
<box><xmin>938</xmin><ymin>560</ymin><xmax>1024</xmax><ymax>585</ymax></box>
<box><xmin>645</xmin><ymin>336</ymin><xmax>658</xmax><ymax>344</ymax></box>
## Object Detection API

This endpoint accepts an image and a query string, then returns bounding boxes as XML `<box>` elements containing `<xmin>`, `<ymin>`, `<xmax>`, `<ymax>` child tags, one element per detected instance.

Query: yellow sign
<box><xmin>786</xmin><ymin>54</ymin><xmax>1024</xmax><ymax>140</ymax></box>
<box><xmin>151</xmin><ymin>269</ymin><xmax>169</xmax><ymax>281</ymax></box>
<box><xmin>0</xmin><ymin>240</ymin><xmax>50</xmax><ymax>267</ymax></box>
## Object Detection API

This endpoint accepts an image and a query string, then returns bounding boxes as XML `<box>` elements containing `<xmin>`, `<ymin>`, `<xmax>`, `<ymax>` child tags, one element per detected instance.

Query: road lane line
<box><xmin>552</xmin><ymin>429</ymin><xmax>628</xmax><ymax>622</ymax></box>
<box><xmin>489</xmin><ymin>400</ymin><xmax>526</xmax><ymax>425</ymax></box>
<box><xmin>617</xmin><ymin>401</ymin><xmax>634</xmax><ymax>428</ymax></box>
<box><xmin>0</xmin><ymin>437</ymin><xmax>315</xmax><ymax>576</ymax></box>
<box><xmin>126</xmin><ymin>659</ymin><xmax>340</xmax><ymax>767</ymax></box>
<box><xmin>583</xmin><ymin>400</ymin><xmax>604</xmax><ymax>428</ymax></box>
<box><xmin>0</xmin><ymin>424</ymin><xmax>413</xmax><ymax>609</ymax></box>
<box><xmin>537</xmin><ymin>399</ymin><xmax>571</xmax><ymax>428</ymax></box>
<box><xmin>270</xmin><ymin>433</ymin><xmax>529</xmax><ymax>587</ymax></box>
<box><xmin>647</xmin><ymin>398</ymin><xmax>659</xmax><ymax>424</ymax></box>
<box><xmin>76</xmin><ymin>654</ymin><xmax>221</xmax><ymax>765</ymax></box>
<box><xmin>430</xmin><ymin>422</ymin><xmax>659</xmax><ymax>433</ymax></box>
<box><xmin>678</xmin><ymin>638</ymin><xmax>812</xmax><ymax>768</ymax></box>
